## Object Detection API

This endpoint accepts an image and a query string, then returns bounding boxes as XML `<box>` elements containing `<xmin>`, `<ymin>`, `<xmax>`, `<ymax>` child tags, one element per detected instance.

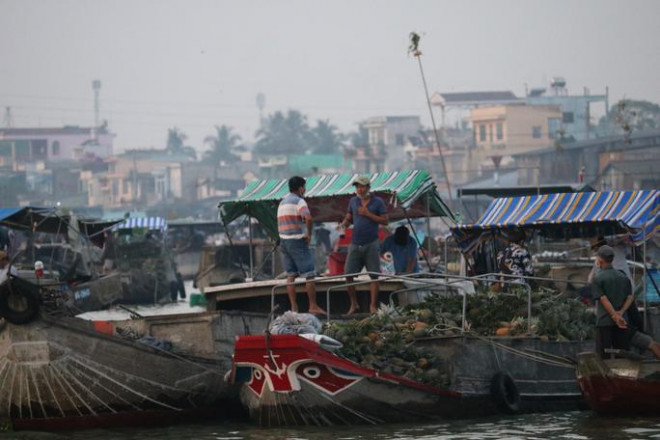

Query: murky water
<box><xmin>3</xmin><ymin>412</ymin><xmax>660</xmax><ymax>440</ymax></box>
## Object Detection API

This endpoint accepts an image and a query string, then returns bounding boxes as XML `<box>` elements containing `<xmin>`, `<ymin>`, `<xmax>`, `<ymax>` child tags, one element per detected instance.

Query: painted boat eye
<box><xmin>302</xmin><ymin>366</ymin><xmax>321</xmax><ymax>379</ymax></box>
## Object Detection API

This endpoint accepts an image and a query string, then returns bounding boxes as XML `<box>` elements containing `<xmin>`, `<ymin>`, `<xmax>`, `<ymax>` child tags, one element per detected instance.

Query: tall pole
<box><xmin>409</xmin><ymin>32</ymin><xmax>453</xmax><ymax>206</ymax></box>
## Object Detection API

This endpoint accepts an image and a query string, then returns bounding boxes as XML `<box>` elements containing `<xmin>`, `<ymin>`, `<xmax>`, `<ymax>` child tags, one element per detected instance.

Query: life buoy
<box><xmin>0</xmin><ymin>278</ymin><xmax>40</xmax><ymax>325</ymax></box>
<box><xmin>490</xmin><ymin>371</ymin><xmax>521</xmax><ymax>414</ymax></box>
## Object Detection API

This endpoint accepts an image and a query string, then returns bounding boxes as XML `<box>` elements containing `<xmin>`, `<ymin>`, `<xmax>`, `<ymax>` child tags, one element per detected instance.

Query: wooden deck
<box><xmin>202</xmin><ymin>275</ymin><xmax>409</xmax><ymax>314</ymax></box>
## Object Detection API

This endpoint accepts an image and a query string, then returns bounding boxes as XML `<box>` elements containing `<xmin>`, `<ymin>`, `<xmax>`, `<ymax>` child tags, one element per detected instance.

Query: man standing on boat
<box><xmin>592</xmin><ymin>245</ymin><xmax>632</xmax><ymax>358</ymax></box>
<box><xmin>338</xmin><ymin>176</ymin><xmax>389</xmax><ymax>314</ymax></box>
<box><xmin>277</xmin><ymin>176</ymin><xmax>325</xmax><ymax>315</ymax></box>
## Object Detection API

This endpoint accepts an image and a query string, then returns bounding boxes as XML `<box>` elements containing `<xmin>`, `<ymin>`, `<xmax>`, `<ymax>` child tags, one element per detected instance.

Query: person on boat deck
<box><xmin>588</xmin><ymin>235</ymin><xmax>632</xmax><ymax>283</ymax></box>
<box><xmin>277</xmin><ymin>176</ymin><xmax>325</xmax><ymax>315</ymax></box>
<box><xmin>338</xmin><ymin>175</ymin><xmax>389</xmax><ymax>314</ymax></box>
<box><xmin>496</xmin><ymin>228</ymin><xmax>534</xmax><ymax>285</ymax></box>
<box><xmin>381</xmin><ymin>225</ymin><xmax>419</xmax><ymax>275</ymax></box>
<box><xmin>589</xmin><ymin>239</ymin><xmax>660</xmax><ymax>359</ymax></box>
<box><xmin>592</xmin><ymin>245</ymin><xmax>633</xmax><ymax>358</ymax></box>
<box><xmin>0</xmin><ymin>250</ymin><xmax>18</xmax><ymax>285</ymax></box>
<box><xmin>100</xmin><ymin>230</ymin><xmax>117</xmax><ymax>274</ymax></box>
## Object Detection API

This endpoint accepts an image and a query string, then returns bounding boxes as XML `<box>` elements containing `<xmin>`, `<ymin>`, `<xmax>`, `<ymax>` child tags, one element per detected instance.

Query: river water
<box><xmin>2</xmin><ymin>412</ymin><xmax>660</xmax><ymax>440</ymax></box>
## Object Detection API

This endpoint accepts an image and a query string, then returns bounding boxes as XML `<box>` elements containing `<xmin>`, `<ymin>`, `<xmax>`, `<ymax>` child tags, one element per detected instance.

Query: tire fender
<box><xmin>0</xmin><ymin>279</ymin><xmax>40</xmax><ymax>325</ymax></box>
<box><xmin>490</xmin><ymin>371</ymin><xmax>521</xmax><ymax>414</ymax></box>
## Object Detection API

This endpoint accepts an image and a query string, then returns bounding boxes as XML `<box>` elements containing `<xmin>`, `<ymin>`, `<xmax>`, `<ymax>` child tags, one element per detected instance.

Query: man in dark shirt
<box><xmin>338</xmin><ymin>176</ymin><xmax>388</xmax><ymax>314</ymax></box>
<box><xmin>592</xmin><ymin>245</ymin><xmax>633</xmax><ymax>358</ymax></box>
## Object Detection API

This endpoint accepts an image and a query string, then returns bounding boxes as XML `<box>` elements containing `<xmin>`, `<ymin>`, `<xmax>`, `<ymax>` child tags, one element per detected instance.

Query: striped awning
<box><xmin>219</xmin><ymin>170</ymin><xmax>454</xmax><ymax>240</ymax></box>
<box><xmin>452</xmin><ymin>190</ymin><xmax>659</xmax><ymax>251</ymax></box>
<box><xmin>112</xmin><ymin>216</ymin><xmax>168</xmax><ymax>232</ymax></box>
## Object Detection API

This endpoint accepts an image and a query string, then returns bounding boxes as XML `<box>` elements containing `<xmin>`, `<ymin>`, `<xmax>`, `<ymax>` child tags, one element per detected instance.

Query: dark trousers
<box><xmin>596</xmin><ymin>325</ymin><xmax>631</xmax><ymax>358</ymax></box>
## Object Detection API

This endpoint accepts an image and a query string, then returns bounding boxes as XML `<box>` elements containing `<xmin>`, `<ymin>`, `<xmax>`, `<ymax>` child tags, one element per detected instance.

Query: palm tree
<box><xmin>166</xmin><ymin>128</ymin><xmax>197</xmax><ymax>159</ymax></box>
<box><xmin>310</xmin><ymin>119</ymin><xmax>343</xmax><ymax>154</ymax></box>
<box><xmin>203</xmin><ymin>125</ymin><xmax>242</xmax><ymax>180</ymax></box>
<box><xmin>254</xmin><ymin>110</ymin><xmax>310</xmax><ymax>156</ymax></box>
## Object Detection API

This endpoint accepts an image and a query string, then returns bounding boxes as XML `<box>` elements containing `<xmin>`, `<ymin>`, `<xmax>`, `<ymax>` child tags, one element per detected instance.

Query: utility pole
<box><xmin>2</xmin><ymin>106</ymin><xmax>13</xmax><ymax>128</ymax></box>
<box><xmin>92</xmin><ymin>80</ymin><xmax>101</xmax><ymax>143</ymax></box>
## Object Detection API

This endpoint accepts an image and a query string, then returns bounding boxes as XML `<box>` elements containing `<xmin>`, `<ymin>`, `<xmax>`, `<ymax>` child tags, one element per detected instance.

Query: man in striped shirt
<box><xmin>277</xmin><ymin>176</ymin><xmax>325</xmax><ymax>315</ymax></box>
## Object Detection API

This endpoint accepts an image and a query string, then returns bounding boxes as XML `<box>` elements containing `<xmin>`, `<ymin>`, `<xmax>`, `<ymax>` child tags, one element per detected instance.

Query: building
<box><xmin>0</xmin><ymin>125</ymin><xmax>115</xmax><ymax>168</ymax></box>
<box><xmin>525</xmin><ymin>78</ymin><xmax>607</xmax><ymax>142</ymax></box>
<box><xmin>600</xmin><ymin>159</ymin><xmax>660</xmax><ymax>190</ymax></box>
<box><xmin>431</xmin><ymin>91</ymin><xmax>521</xmax><ymax>130</ymax></box>
<box><xmin>469</xmin><ymin>104</ymin><xmax>562</xmax><ymax>174</ymax></box>
<box><xmin>358</xmin><ymin>116</ymin><xmax>421</xmax><ymax>173</ymax></box>
<box><xmin>513</xmin><ymin>128</ymin><xmax>660</xmax><ymax>188</ymax></box>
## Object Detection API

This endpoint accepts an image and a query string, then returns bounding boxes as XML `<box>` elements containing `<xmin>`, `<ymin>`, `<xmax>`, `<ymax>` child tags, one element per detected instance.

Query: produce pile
<box><xmin>322</xmin><ymin>288</ymin><xmax>595</xmax><ymax>387</ymax></box>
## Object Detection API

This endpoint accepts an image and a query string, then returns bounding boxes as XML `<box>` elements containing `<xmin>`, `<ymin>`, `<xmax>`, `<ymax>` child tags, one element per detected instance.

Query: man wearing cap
<box><xmin>592</xmin><ymin>245</ymin><xmax>633</xmax><ymax>358</ymax></box>
<box><xmin>338</xmin><ymin>175</ymin><xmax>388</xmax><ymax>314</ymax></box>
<box><xmin>277</xmin><ymin>176</ymin><xmax>325</xmax><ymax>315</ymax></box>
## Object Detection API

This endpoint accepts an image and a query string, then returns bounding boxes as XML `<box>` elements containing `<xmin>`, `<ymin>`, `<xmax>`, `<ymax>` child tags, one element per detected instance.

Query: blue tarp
<box><xmin>0</xmin><ymin>208</ymin><xmax>25</xmax><ymax>222</ymax></box>
<box><xmin>452</xmin><ymin>190</ymin><xmax>659</xmax><ymax>251</ymax></box>
<box><xmin>112</xmin><ymin>217</ymin><xmax>168</xmax><ymax>232</ymax></box>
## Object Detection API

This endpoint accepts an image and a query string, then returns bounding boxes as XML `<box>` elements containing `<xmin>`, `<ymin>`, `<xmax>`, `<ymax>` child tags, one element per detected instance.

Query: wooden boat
<box><xmin>0</xmin><ymin>272</ymin><xmax>274</xmax><ymax>430</ymax></box>
<box><xmin>576</xmin><ymin>352</ymin><xmax>660</xmax><ymax>415</ymax></box>
<box><xmin>226</xmin><ymin>320</ymin><xmax>593</xmax><ymax>427</ymax></box>
<box><xmin>229</xmin><ymin>333</ymin><xmax>462</xmax><ymax>426</ymax></box>
<box><xmin>216</xmin><ymin>171</ymin><xmax>611</xmax><ymax>426</ymax></box>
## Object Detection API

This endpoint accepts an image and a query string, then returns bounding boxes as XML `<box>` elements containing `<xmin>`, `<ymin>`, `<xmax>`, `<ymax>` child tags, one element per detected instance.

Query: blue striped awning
<box><xmin>452</xmin><ymin>190</ymin><xmax>659</xmax><ymax>250</ymax></box>
<box><xmin>112</xmin><ymin>216</ymin><xmax>168</xmax><ymax>232</ymax></box>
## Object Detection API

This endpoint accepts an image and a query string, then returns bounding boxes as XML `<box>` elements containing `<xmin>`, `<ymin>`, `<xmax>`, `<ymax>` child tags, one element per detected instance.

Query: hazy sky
<box><xmin>1</xmin><ymin>0</ymin><xmax>658</xmax><ymax>153</ymax></box>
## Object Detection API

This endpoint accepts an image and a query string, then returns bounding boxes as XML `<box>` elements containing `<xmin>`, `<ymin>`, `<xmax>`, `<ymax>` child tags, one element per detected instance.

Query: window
<box><xmin>532</xmin><ymin>126</ymin><xmax>542</xmax><ymax>139</ymax></box>
<box><xmin>395</xmin><ymin>134</ymin><xmax>405</xmax><ymax>146</ymax></box>
<box><xmin>562</xmin><ymin>112</ymin><xmax>574</xmax><ymax>123</ymax></box>
<box><xmin>496</xmin><ymin>123</ymin><xmax>503</xmax><ymax>140</ymax></box>
<box><xmin>489</xmin><ymin>124</ymin><xmax>493</xmax><ymax>142</ymax></box>
<box><xmin>52</xmin><ymin>141</ymin><xmax>60</xmax><ymax>156</ymax></box>
<box><xmin>479</xmin><ymin>124</ymin><xmax>486</xmax><ymax>141</ymax></box>
<box><xmin>548</xmin><ymin>118</ymin><xmax>561</xmax><ymax>139</ymax></box>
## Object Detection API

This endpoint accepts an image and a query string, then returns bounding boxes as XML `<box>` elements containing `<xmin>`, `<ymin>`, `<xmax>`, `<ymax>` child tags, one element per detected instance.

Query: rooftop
<box><xmin>431</xmin><ymin>91</ymin><xmax>520</xmax><ymax>107</ymax></box>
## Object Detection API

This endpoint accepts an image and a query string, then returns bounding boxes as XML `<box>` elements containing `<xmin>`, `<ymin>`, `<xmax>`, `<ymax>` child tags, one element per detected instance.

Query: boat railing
<box><xmin>384</xmin><ymin>272</ymin><xmax>533</xmax><ymax>334</ymax></box>
<box><xmin>472</xmin><ymin>272</ymin><xmax>592</xmax><ymax>287</ymax></box>
<box><xmin>268</xmin><ymin>271</ymin><xmax>535</xmax><ymax>334</ymax></box>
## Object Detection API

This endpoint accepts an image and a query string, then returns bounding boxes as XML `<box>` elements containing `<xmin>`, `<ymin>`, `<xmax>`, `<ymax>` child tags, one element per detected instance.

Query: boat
<box><xmin>221</xmin><ymin>184</ymin><xmax>660</xmax><ymax>426</ymax></box>
<box><xmin>231</xmin><ymin>333</ymin><xmax>462</xmax><ymax>426</ymax></box>
<box><xmin>110</xmin><ymin>216</ymin><xmax>184</xmax><ymax>305</ymax></box>
<box><xmin>0</xmin><ymin>268</ymin><xmax>275</xmax><ymax>430</ymax></box>
<box><xmin>167</xmin><ymin>219</ymin><xmax>224</xmax><ymax>280</ymax></box>
<box><xmin>576</xmin><ymin>352</ymin><xmax>660</xmax><ymax>415</ymax></box>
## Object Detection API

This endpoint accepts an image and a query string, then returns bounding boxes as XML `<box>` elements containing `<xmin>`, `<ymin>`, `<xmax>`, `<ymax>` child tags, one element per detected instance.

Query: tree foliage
<box><xmin>166</xmin><ymin>128</ymin><xmax>197</xmax><ymax>159</ymax></box>
<box><xmin>254</xmin><ymin>110</ymin><xmax>311</xmax><ymax>156</ymax></box>
<box><xmin>254</xmin><ymin>110</ymin><xmax>347</xmax><ymax>157</ymax></box>
<box><xmin>203</xmin><ymin>125</ymin><xmax>241</xmax><ymax>165</ymax></box>
<box><xmin>309</xmin><ymin>119</ymin><xmax>344</xmax><ymax>154</ymax></box>
<box><xmin>600</xmin><ymin>99</ymin><xmax>660</xmax><ymax>134</ymax></box>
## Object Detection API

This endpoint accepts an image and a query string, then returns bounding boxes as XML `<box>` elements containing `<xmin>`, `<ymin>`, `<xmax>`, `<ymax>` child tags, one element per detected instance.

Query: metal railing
<box><xmin>268</xmin><ymin>271</ymin><xmax>545</xmax><ymax>334</ymax></box>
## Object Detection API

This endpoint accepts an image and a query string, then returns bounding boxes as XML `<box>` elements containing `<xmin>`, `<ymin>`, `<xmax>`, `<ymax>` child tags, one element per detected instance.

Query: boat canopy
<box><xmin>452</xmin><ymin>190</ymin><xmax>659</xmax><ymax>252</ymax></box>
<box><xmin>219</xmin><ymin>169</ymin><xmax>454</xmax><ymax>240</ymax></box>
<box><xmin>111</xmin><ymin>216</ymin><xmax>168</xmax><ymax>232</ymax></box>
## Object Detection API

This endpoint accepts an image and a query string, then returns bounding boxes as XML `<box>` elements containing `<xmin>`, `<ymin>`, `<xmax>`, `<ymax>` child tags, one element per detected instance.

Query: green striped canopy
<box><xmin>219</xmin><ymin>169</ymin><xmax>454</xmax><ymax>240</ymax></box>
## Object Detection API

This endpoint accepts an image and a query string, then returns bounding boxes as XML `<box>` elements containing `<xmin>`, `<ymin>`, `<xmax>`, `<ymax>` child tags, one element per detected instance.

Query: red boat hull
<box><xmin>577</xmin><ymin>352</ymin><xmax>660</xmax><ymax>415</ymax></box>
<box><xmin>229</xmin><ymin>334</ymin><xmax>463</xmax><ymax>426</ymax></box>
